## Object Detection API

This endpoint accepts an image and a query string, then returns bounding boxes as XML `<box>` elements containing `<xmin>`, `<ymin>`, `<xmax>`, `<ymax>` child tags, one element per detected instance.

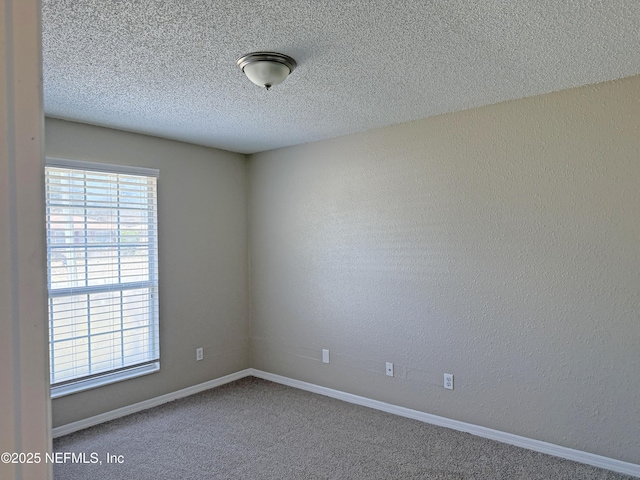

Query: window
<box><xmin>45</xmin><ymin>159</ymin><xmax>159</xmax><ymax>397</ymax></box>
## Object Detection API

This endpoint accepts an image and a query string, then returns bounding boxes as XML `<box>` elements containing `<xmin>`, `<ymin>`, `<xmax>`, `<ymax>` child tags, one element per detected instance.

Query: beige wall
<box><xmin>248</xmin><ymin>75</ymin><xmax>640</xmax><ymax>464</ymax></box>
<box><xmin>46</xmin><ymin>119</ymin><xmax>250</xmax><ymax>427</ymax></box>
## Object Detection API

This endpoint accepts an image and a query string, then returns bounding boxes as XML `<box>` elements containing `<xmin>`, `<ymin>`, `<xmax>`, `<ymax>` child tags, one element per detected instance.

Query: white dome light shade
<box><xmin>243</xmin><ymin>61</ymin><xmax>290</xmax><ymax>89</ymax></box>
<box><xmin>237</xmin><ymin>52</ymin><xmax>297</xmax><ymax>90</ymax></box>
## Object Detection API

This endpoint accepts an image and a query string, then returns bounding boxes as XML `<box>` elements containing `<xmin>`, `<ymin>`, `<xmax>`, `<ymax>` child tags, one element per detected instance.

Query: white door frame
<box><xmin>0</xmin><ymin>0</ymin><xmax>52</xmax><ymax>479</ymax></box>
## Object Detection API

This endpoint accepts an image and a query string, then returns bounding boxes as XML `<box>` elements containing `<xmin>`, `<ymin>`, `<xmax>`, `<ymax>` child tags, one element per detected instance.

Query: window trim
<box><xmin>51</xmin><ymin>362</ymin><xmax>159</xmax><ymax>399</ymax></box>
<box><xmin>46</xmin><ymin>157</ymin><xmax>159</xmax><ymax>178</ymax></box>
<box><xmin>45</xmin><ymin>157</ymin><xmax>160</xmax><ymax>397</ymax></box>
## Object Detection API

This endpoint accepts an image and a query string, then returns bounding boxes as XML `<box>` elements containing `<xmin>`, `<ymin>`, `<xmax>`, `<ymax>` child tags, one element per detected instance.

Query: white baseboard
<box><xmin>249</xmin><ymin>369</ymin><xmax>640</xmax><ymax>478</ymax></box>
<box><xmin>52</xmin><ymin>367</ymin><xmax>639</xmax><ymax>478</ymax></box>
<box><xmin>51</xmin><ymin>369</ymin><xmax>252</xmax><ymax>438</ymax></box>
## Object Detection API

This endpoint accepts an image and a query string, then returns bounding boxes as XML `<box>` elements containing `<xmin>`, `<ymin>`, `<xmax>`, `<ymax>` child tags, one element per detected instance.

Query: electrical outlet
<box><xmin>322</xmin><ymin>349</ymin><xmax>330</xmax><ymax>364</ymax></box>
<box><xmin>386</xmin><ymin>362</ymin><xmax>394</xmax><ymax>377</ymax></box>
<box><xmin>196</xmin><ymin>347</ymin><xmax>203</xmax><ymax>361</ymax></box>
<box><xmin>444</xmin><ymin>373</ymin><xmax>453</xmax><ymax>390</ymax></box>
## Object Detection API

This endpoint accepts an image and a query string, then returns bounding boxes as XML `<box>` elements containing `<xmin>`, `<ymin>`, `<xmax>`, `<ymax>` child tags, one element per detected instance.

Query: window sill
<box><xmin>51</xmin><ymin>362</ymin><xmax>160</xmax><ymax>399</ymax></box>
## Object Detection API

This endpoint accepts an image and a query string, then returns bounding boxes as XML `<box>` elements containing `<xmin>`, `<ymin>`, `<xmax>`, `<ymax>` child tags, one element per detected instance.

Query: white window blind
<box><xmin>45</xmin><ymin>159</ymin><xmax>159</xmax><ymax>393</ymax></box>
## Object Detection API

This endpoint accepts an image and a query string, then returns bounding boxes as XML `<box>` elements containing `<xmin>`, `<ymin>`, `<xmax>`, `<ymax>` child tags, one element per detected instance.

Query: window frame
<box><xmin>45</xmin><ymin>157</ymin><xmax>160</xmax><ymax>398</ymax></box>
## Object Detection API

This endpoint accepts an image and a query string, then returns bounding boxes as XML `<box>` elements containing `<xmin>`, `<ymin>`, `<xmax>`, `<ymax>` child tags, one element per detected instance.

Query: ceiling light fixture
<box><xmin>236</xmin><ymin>52</ymin><xmax>297</xmax><ymax>90</ymax></box>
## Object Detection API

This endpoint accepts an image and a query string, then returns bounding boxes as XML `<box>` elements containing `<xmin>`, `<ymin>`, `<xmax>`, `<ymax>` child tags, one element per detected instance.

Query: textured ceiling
<box><xmin>42</xmin><ymin>0</ymin><xmax>640</xmax><ymax>154</ymax></box>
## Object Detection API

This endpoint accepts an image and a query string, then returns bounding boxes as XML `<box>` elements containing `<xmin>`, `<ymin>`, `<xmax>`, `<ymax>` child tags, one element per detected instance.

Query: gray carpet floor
<box><xmin>53</xmin><ymin>377</ymin><xmax>633</xmax><ymax>479</ymax></box>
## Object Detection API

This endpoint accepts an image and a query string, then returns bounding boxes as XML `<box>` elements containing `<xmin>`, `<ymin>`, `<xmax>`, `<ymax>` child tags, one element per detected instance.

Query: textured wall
<box><xmin>46</xmin><ymin>119</ymin><xmax>249</xmax><ymax>427</ymax></box>
<box><xmin>248</xmin><ymin>76</ymin><xmax>640</xmax><ymax>464</ymax></box>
